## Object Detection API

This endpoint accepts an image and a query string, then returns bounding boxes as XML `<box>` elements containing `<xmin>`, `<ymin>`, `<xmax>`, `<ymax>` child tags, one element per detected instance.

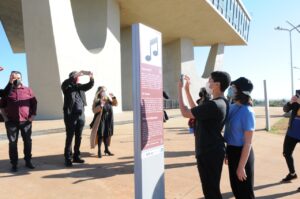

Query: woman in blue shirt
<box><xmin>224</xmin><ymin>77</ymin><xmax>255</xmax><ymax>199</ymax></box>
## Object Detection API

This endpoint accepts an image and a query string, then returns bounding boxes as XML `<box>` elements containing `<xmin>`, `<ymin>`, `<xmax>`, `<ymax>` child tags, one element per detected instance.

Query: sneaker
<box><xmin>73</xmin><ymin>157</ymin><xmax>85</xmax><ymax>163</ymax></box>
<box><xmin>281</xmin><ymin>173</ymin><xmax>297</xmax><ymax>183</ymax></box>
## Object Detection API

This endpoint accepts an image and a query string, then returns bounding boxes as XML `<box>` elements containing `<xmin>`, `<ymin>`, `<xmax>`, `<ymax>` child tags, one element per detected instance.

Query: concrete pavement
<box><xmin>1</xmin><ymin>107</ymin><xmax>300</xmax><ymax>199</ymax></box>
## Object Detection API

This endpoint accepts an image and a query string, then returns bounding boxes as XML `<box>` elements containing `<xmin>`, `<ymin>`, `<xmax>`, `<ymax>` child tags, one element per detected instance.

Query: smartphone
<box><xmin>82</xmin><ymin>71</ymin><xmax>90</xmax><ymax>75</ymax></box>
<box><xmin>296</xmin><ymin>90</ymin><xmax>300</xmax><ymax>98</ymax></box>
<box><xmin>180</xmin><ymin>74</ymin><xmax>184</xmax><ymax>84</ymax></box>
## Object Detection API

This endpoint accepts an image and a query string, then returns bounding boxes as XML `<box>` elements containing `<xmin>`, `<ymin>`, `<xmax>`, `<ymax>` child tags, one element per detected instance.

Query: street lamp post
<box><xmin>275</xmin><ymin>21</ymin><xmax>300</xmax><ymax>97</ymax></box>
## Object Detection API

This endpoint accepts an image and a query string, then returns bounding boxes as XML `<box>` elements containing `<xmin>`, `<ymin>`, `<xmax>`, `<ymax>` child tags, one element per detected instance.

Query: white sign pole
<box><xmin>263</xmin><ymin>80</ymin><xmax>270</xmax><ymax>131</ymax></box>
<box><xmin>132</xmin><ymin>23</ymin><xmax>165</xmax><ymax>199</ymax></box>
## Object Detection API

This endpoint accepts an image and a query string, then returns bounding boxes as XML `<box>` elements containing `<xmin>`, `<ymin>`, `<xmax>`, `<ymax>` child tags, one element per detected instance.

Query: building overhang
<box><xmin>0</xmin><ymin>0</ymin><xmax>251</xmax><ymax>53</ymax></box>
<box><xmin>0</xmin><ymin>0</ymin><xmax>24</xmax><ymax>53</ymax></box>
<box><xmin>118</xmin><ymin>0</ymin><xmax>250</xmax><ymax>46</ymax></box>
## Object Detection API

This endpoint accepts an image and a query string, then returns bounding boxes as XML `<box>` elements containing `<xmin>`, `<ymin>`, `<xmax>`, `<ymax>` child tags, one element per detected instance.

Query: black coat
<box><xmin>61</xmin><ymin>77</ymin><xmax>94</xmax><ymax>114</ymax></box>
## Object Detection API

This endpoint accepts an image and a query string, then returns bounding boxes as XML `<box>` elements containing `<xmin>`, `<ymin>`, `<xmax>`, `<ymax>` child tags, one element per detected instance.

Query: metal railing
<box><xmin>209</xmin><ymin>0</ymin><xmax>251</xmax><ymax>42</ymax></box>
<box><xmin>164</xmin><ymin>99</ymin><xmax>179</xmax><ymax>109</ymax></box>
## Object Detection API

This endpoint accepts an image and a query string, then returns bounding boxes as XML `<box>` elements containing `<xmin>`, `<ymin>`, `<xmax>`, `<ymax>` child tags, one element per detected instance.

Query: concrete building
<box><xmin>0</xmin><ymin>0</ymin><xmax>250</xmax><ymax>119</ymax></box>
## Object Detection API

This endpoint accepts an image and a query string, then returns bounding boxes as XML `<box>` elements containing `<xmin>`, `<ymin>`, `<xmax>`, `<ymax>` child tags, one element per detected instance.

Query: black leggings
<box><xmin>227</xmin><ymin>145</ymin><xmax>255</xmax><ymax>199</ymax></box>
<box><xmin>283</xmin><ymin>135</ymin><xmax>300</xmax><ymax>174</ymax></box>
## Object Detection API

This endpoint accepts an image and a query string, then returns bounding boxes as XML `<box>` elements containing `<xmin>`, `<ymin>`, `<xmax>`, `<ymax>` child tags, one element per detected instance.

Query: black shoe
<box><xmin>281</xmin><ymin>173</ymin><xmax>297</xmax><ymax>183</ymax></box>
<box><xmin>98</xmin><ymin>151</ymin><xmax>102</xmax><ymax>158</ymax></box>
<box><xmin>11</xmin><ymin>165</ymin><xmax>18</xmax><ymax>172</ymax></box>
<box><xmin>65</xmin><ymin>159</ymin><xmax>73</xmax><ymax>167</ymax></box>
<box><xmin>104</xmin><ymin>150</ymin><xmax>114</xmax><ymax>156</ymax></box>
<box><xmin>25</xmin><ymin>161</ymin><xmax>35</xmax><ymax>169</ymax></box>
<box><xmin>73</xmin><ymin>157</ymin><xmax>85</xmax><ymax>163</ymax></box>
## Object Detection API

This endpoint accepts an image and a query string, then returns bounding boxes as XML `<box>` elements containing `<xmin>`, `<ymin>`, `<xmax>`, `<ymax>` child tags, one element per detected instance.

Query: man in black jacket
<box><xmin>61</xmin><ymin>70</ymin><xmax>94</xmax><ymax>167</ymax></box>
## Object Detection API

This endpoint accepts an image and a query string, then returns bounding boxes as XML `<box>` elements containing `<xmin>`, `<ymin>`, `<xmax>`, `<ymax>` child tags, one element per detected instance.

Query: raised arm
<box><xmin>109</xmin><ymin>93</ymin><xmax>118</xmax><ymax>106</ymax></box>
<box><xmin>77</xmin><ymin>72</ymin><xmax>94</xmax><ymax>91</ymax></box>
<box><xmin>283</xmin><ymin>96</ymin><xmax>298</xmax><ymax>112</ymax></box>
<box><xmin>184</xmin><ymin>75</ymin><xmax>197</xmax><ymax>108</ymax></box>
<box><xmin>178</xmin><ymin>80</ymin><xmax>194</xmax><ymax>119</ymax></box>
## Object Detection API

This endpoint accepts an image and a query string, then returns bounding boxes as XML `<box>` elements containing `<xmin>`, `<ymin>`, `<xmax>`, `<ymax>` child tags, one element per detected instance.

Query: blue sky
<box><xmin>0</xmin><ymin>24</ymin><xmax>28</xmax><ymax>87</ymax></box>
<box><xmin>1</xmin><ymin>0</ymin><xmax>300</xmax><ymax>100</ymax></box>
<box><xmin>195</xmin><ymin>0</ymin><xmax>300</xmax><ymax>100</ymax></box>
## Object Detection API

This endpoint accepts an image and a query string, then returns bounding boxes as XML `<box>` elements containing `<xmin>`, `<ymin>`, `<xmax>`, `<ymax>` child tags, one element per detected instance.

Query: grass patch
<box><xmin>270</xmin><ymin>117</ymin><xmax>289</xmax><ymax>134</ymax></box>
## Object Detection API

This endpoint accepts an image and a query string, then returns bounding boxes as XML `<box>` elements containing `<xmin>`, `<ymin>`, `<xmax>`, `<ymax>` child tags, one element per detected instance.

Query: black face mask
<box><xmin>199</xmin><ymin>92</ymin><xmax>203</xmax><ymax>98</ymax></box>
<box><xmin>13</xmin><ymin>79</ymin><xmax>22</xmax><ymax>87</ymax></box>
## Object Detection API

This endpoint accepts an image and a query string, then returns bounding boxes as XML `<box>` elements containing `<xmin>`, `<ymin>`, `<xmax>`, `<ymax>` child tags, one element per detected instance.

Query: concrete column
<box><xmin>22</xmin><ymin>0</ymin><xmax>121</xmax><ymax>119</ymax></box>
<box><xmin>163</xmin><ymin>38</ymin><xmax>204</xmax><ymax>104</ymax></box>
<box><xmin>121</xmin><ymin>27</ymin><xmax>132</xmax><ymax>110</ymax></box>
<box><xmin>22</xmin><ymin>0</ymin><xmax>62</xmax><ymax>119</ymax></box>
<box><xmin>202</xmin><ymin>43</ymin><xmax>224</xmax><ymax>78</ymax></box>
<box><xmin>162</xmin><ymin>39</ymin><xmax>181</xmax><ymax>100</ymax></box>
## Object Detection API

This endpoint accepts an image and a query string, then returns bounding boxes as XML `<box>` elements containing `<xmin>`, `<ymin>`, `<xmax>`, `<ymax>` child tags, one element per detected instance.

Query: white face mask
<box><xmin>205</xmin><ymin>82</ymin><xmax>213</xmax><ymax>95</ymax></box>
<box><xmin>227</xmin><ymin>86</ymin><xmax>236</xmax><ymax>99</ymax></box>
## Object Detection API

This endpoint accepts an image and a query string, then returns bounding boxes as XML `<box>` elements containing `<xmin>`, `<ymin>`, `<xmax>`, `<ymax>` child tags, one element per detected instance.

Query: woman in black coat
<box><xmin>90</xmin><ymin>86</ymin><xmax>118</xmax><ymax>158</ymax></box>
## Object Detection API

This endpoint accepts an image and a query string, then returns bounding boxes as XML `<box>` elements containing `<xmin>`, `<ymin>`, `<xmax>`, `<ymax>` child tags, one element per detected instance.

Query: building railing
<box><xmin>209</xmin><ymin>0</ymin><xmax>251</xmax><ymax>42</ymax></box>
<box><xmin>164</xmin><ymin>99</ymin><xmax>179</xmax><ymax>109</ymax></box>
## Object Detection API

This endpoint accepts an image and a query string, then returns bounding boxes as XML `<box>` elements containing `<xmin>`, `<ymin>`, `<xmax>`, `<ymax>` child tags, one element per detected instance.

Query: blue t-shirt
<box><xmin>224</xmin><ymin>104</ymin><xmax>255</xmax><ymax>146</ymax></box>
<box><xmin>287</xmin><ymin>117</ymin><xmax>300</xmax><ymax>140</ymax></box>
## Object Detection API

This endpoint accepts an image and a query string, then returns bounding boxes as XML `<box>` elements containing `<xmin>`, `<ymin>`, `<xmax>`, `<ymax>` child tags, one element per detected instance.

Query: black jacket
<box><xmin>283</xmin><ymin>102</ymin><xmax>300</xmax><ymax>130</ymax></box>
<box><xmin>61</xmin><ymin>77</ymin><xmax>94</xmax><ymax>114</ymax></box>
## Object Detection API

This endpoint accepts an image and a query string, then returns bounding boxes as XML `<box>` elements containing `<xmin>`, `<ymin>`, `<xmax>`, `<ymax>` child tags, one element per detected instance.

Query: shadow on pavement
<box><xmin>0</xmin><ymin>151</ymin><xmax>197</xmax><ymax>183</ymax></box>
<box><xmin>255</xmin><ymin>190</ymin><xmax>299</xmax><ymax>198</ymax></box>
<box><xmin>198</xmin><ymin>181</ymin><xmax>298</xmax><ymax>199</ymax></box>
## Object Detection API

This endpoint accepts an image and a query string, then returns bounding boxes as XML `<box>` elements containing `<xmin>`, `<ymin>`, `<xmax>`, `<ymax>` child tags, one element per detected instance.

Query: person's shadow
<box><xmin>0</xmin><ymin>152</ymin><xmax>135</xmax><ymax>183</ymax></box>
<box><xmin>198</xmin><ymin>182</ymin><xmax>299</xmax><ymax>199</ymax></box>
<box><xmin>0</xmin><ymin>151</ymin><xmax>197</xmax><ymax>183</ymax></box>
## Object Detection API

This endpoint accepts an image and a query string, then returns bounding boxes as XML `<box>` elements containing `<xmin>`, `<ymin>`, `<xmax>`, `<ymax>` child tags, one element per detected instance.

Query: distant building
<box><xmin>0</xmin><ymin>0</ymin><xmax>250</xmax><ymax>119</ymax></box>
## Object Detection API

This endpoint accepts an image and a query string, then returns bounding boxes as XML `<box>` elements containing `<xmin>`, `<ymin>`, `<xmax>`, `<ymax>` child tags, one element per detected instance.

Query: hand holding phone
<box><xmin>82</xmin><ymin>71</ymin><xmax>90</xmax><ymax>75</ymax></box>
<box><xmin>180</xmin><ymin>74</ymin><xmax>185</xmax><ymax>84</ymax></box>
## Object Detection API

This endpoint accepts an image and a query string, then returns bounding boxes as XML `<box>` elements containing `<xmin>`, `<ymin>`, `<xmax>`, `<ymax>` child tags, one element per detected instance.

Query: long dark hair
<box><xmin>235</xmin><ymin>90</ymin><xmax>253</xmax><ymax>106</ymax></box>
<box><xmin>196</xmin><ymin>87</ymin><xmax>211</xmax><ymax>105</ymax></box>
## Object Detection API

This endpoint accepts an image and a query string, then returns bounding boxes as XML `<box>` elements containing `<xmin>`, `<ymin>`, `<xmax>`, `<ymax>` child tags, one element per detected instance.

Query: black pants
<box><xmin>5</xmin><ymin>121</ymin><xmax>32</xmax><ymax>166</ymax></box>
<box><xmin>227</xmin><ymin>145</ymin><xmax>255</xmax><ymax>199</ymax></box>
<box><xmin>283</xmin><ymin>135</ymin><xmax>300</xmax><ymax>174</ymax></box>
<box><xmin>196</xmin><ymin>147</ymin><xmax>225</xmax><ymax>199</ymax></box>
<box><xmin>64</xmin><ymin>113</ymin><xmax>85</xmax><ymax>160</ymax></box>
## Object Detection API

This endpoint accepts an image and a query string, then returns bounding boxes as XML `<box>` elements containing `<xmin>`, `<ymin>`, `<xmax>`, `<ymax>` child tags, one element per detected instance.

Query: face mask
<box><xmin>205</xmin><ymin>82</ymin><xmax>213</xmax><ymax>95</ymax></box>
<box><xmin>227</xmin><ymin>86</ymin><xmax>237</xmax><ymax>99</ymax></box>
<box><xmin>199</xmin><ymin>92</ymin><xmax>203</xmax><ymax>98</ymax></box>
<box><xmin>13</xmin><ymin>79</ymin><xmax>22</xmax><ymax>87</ymax></box>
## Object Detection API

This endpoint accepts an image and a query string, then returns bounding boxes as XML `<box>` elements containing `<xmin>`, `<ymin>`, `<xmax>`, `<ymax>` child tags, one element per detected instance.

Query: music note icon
<box><xmin>145</xmin><ymin>38</ymin><xmax>158</xmax><ymax>61</ymax></box>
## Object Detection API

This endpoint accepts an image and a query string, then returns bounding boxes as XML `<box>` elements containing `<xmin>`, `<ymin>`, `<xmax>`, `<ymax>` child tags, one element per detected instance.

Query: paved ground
<box><xmin>1</xmin><ymin>107</ymin><xmax>300</xmax><ymax>199</ymax></box>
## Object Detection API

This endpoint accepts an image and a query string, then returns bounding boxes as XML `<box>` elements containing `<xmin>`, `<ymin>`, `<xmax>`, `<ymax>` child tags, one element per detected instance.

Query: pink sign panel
<box><xmin>140</xmin><ymin>63</ymin><xmax>163</xmax><ymax>150</ymax></box>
